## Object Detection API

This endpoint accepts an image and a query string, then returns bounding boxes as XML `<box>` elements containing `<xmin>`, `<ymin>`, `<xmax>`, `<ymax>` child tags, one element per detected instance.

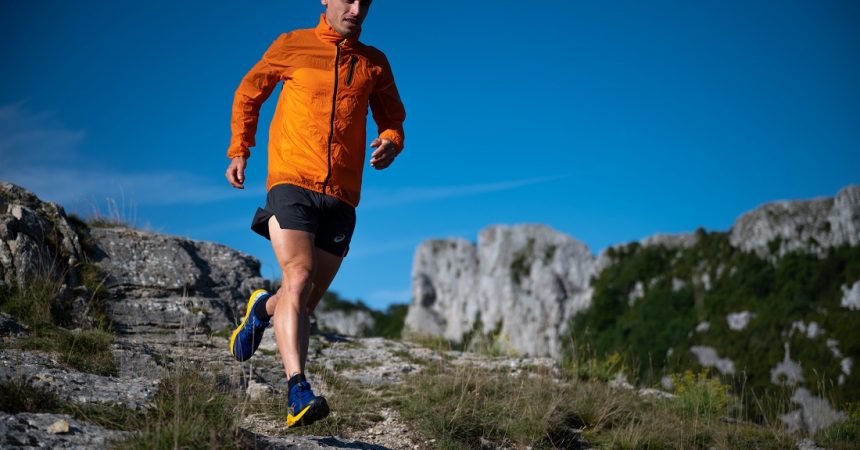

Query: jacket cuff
<box><xmin>226</xmin><ymin>144</ymin><xmax>250</xmax><ymax>159</ymax></box>
<box><xmin>379</xmin><ymin>130</ymin><xmax>404</xmax><ymax>154</ymax></box>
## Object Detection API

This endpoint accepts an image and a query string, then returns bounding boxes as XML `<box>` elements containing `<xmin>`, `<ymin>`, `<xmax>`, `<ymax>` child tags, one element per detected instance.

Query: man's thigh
<box><xmin>268</xmin><ymin>216</ymin><xmax>316</xmax><ymax>273</ymax></box>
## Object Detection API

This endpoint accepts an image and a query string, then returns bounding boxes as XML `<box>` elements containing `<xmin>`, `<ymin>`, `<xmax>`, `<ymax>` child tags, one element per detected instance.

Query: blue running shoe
<box><xmin>229</xmin><ymin>289</ymin><xmax>271</xmax><ymax>361</ymax></box>
<box><xmin>286</xmin><ymin>380</ymin><xmax>329</xmax><ymax>428</ymax></box>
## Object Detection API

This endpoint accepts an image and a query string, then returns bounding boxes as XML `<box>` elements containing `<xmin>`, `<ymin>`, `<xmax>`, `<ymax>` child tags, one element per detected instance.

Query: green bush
<box><xmin>671</xmin><ymin>370</ymin><xmax>730</xmax><ymax>418</ymax></box>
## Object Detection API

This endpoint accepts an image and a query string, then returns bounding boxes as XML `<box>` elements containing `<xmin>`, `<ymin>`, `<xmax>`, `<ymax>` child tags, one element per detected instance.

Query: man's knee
<box><xmin>280</xmin><ymin>263</ymin><xmax>314</xmax><ymax>299</ymax></box>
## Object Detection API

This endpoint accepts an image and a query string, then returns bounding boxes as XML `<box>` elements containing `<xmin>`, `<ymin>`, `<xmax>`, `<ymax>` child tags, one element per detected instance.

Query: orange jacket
<box><xmin>227</xmin><ymin>14</ymin><xmax>406</xmax><ymax>207</ymax></box>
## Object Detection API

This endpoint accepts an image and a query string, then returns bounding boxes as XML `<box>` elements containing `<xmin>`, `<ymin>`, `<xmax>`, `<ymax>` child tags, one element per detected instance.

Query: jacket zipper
<box><xmin>323</xmin><ymin>41</ymin><xmax>345</xmax><ymax>195</ymax></box>
<box><xmin>346</xmin><ymin>55</ymin><xmax>358</xmax><ymax>86</ymax></box>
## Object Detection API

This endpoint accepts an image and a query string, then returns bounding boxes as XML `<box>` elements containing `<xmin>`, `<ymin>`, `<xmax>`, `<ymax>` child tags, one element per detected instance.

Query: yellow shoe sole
<box><xmin>229</xmin><ymin>289</ymin><xmax>269</xmax><ymax>359</ymax></box>
<box><xmin>286</xmin><ymin>398</ymin><xmax>329</xmax><ymax>428</ymax></box>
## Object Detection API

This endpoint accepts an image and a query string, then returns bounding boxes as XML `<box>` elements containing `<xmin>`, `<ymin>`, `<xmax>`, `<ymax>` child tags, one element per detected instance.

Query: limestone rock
<box><xmin>46</xmin><ymin>418</ymin><xmax>69</xmax><ymax>434</ymax></box>
<box><xmin>314</xmin><ymin>306</ymin><xmax>375</xmax><ymax>337</ymax></box>
<box><xmin>0</xmin><ymin>182</ymin><xmax>84</xmax><ymax>287</ymax></box>
<box><xmin>640</xmin><ymin>232</ymin><xmax>699</xmax><ymax>250</ymax></box>
<box><xmin>780</xmin><ymin>388</ymin><xmax>847</xmax><ymax>434</ymax></box>
<box><xmin>106</xmin><ymin>294</ymin><xmax>232</xmax><ymax>335</ymax></box>
<box><xmin>0</xmin><ymin>413</ymin><xmax>128</xmax><ymax>449</ymax></box>
<box><xmin>0</xmin><ymin>182</ymin><xmax>85</xmax><ymax>324</ymax></box>
<box><xmin>689</xmin><ymin>346</ymin><xmax>735</xmax><ymax>375</ymax></box>
<box><xmin>405</xmin><ymin>225</ymin><xmax>597</xmax><ymax>357</ymax></box>
<box><xmin>88</xmin><ymin>227</ymin><xmax>269</xmax><ymax>334</ymax></box>
<box><xmin>404</xmin><ymin>238</ymin><xmax>478</xmax><ymax>342</ymax></box>
<box><xmin>726</xmin><ymin>311</ymin><xmax>755</xmax><ymax>331</ymax></box>
<box><xmin>0</xmin><ymin>312</ymin><xmax>29</xmax><ymax>337</ymax></box>
<box><xmin>0</xmin><ymin>349</ymin><xmax>158</xmax><ymax>409</ymax></box>
<box><xmin>730</xmin><ymin>185</ymin><xmax>860</xmax><ymax>259</ymax></box>
<box><xmin>841</xmin><ymin>281</ymin><xmax>860</xmax><ymax>310</ymax></box>
<box><xmin>89</xmin><ymin>227</ymin><xmax>267</xmax><ymax>302</ymax></box>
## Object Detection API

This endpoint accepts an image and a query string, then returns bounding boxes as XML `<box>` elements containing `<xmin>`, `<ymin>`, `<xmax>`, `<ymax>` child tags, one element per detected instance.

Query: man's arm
<box><xmin>368</xmin><ymin>53</ymin><xmax>406</xmax><ymax>171</ymax></box>
<box><xmin>226</xmin><ymin>35</ymin><xmax>288</xmax><ymax>188</ymax></box>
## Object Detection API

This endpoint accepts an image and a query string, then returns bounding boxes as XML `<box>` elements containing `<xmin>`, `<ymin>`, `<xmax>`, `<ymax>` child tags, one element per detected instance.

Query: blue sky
<box><xmin>2</xmin><ymin>1</ymin><xmax>858</xmax><ymax>309</ymax></box>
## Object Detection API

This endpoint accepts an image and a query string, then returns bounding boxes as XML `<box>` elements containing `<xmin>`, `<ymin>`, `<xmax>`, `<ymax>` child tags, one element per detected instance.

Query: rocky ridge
<box><xmin>405</xmin><ymin>225</ymin><xmax>600</xmax><ymax>358</ymax></box>
<box><xmin>406</xmin><ymin>185</ymin><xmax>860</xmax><ymax>356</ymax></box>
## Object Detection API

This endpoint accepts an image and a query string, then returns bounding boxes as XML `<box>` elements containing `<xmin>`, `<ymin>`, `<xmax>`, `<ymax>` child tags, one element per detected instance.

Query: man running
<box><xmin>224</xmin><ymin>0</ymin><xmax>405</xmax><ymax>428</ymax></box>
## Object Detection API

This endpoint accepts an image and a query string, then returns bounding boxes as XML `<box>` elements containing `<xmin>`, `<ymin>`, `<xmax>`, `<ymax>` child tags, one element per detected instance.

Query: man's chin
<box><xmin>338</xmin><ymin>24</ymin><xmax>359</xmax><ymax>37</ymax></box>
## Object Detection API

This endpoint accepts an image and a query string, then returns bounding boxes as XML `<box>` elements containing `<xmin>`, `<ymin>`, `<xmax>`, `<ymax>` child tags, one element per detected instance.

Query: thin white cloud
<box><xmin>360</xmin><ymin>175</ymin><xmax>567</xmax><ymax>208</ymax></box>
<box><xmin>0</xmin><ymin>101</ymin><xmax>86</xmax><ymax>166</ymax></box>
<box><xmin>0</xmin><ymin>102</ymin><xmax>257</xmax><ymax>208</ymax></box>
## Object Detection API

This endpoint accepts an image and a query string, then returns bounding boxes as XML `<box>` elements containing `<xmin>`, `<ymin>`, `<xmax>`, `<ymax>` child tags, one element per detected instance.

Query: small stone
<box><xmin>47</xmin><ymin>419</ymin><xmax>70</xmax><ymax>434</ymax></box>
<box><xmin>246</xmin><ymin>380</ymin><xmax>273</xmax><ymax>401</ymax></box>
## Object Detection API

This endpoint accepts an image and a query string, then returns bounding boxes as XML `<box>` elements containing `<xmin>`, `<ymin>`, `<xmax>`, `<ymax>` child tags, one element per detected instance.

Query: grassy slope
<box><xmin>565</xmin><ymin>229</ymin><xmax>860</xmax><ymax>417</ymax></box>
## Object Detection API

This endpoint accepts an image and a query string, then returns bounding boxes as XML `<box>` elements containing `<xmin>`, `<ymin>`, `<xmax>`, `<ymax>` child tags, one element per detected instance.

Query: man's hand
<box><xmin>226</xmin><ymin>156</ymin><xmax>247</xmax><ymax>189</ymax></box>
<box><xmin>369</xmin><ymin>138</ymin><xmax>398</xmax><ymax>170</ymax></box>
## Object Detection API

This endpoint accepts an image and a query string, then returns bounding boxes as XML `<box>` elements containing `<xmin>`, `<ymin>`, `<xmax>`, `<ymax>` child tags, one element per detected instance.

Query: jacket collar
<box><xmin>314</xmin><ymin>13</ymin><xmax>360</xmax><ymax>47</ymax></box>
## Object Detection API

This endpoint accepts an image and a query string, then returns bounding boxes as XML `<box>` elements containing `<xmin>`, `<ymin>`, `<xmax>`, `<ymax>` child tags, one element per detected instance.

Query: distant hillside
<box><xmin>405</xmin><ymin>185</ymin><xmax>860</xmax><ymax>433</ymax></box>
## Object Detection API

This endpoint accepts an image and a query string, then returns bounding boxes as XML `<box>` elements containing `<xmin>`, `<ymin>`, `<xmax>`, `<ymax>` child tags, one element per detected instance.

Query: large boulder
<box><xmin>88</xmin><ymin>227</ymin><xmax>269</xmax><ymax>334</ymax></box>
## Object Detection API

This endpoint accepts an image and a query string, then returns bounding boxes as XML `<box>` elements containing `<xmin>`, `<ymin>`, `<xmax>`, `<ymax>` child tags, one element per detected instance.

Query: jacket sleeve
<box><xmin>226</xmin><ymin>35</ymin><xmax>288</xmax><ymax>159</ymax></box>
<box><xmin>369</xmin><ymin>54</ymin><xmax>406</xmax><ymax>154</ymax></box>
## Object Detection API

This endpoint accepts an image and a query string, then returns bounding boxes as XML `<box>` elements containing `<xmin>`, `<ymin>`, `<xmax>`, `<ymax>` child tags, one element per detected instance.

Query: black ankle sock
<box><xmin>253</xmin><ymin>296</ymin><xmax>271</xmax><ymax>322</ymax></box>
<box><xmin>288</xmin><ymin>372</ymin><xmax>306</xmax><ymax>391</ymax></box>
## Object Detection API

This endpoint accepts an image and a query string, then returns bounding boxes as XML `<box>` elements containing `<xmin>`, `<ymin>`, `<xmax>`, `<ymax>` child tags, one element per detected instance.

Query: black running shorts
<box><xmin>250</xmin><ymin>183</ymin><xmax>356</xmax><ymax>257</ymax></box>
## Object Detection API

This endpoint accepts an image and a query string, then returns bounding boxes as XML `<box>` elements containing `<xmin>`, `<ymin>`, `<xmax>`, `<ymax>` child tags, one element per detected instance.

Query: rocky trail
<box><xmin>0</xmin><ymin>182</ymin><xmax>563</xmax><ymax>449</ymax></box>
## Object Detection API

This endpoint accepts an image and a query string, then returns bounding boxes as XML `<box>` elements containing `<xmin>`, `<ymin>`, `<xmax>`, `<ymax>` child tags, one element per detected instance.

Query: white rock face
<box><xmin>780</xmin><ymin>388</ymin><xmax>847</xmax><ymax>434</ymax></box>
<box><xmin>729</xmin><ymin>185</ymin><xmax>860</xmax><ymax>259</ymax></box>
<box><xmin>726</xmin><ymin>311</ymin><xmax>755</xmax><ymax>331</ymax></box>
<box><xmin>771</xmin><ymin>343</ymin><xmax>804</xmax><ymax>386</ymax></box>
<box><xmin>689</xmin><ymin>346</ymin><xmax>735</xmax><ymax>375</ymax></box>
<box><xmin>789</xmin><ymin>321</ymin><xmax>824</xmax><ymax>339</ymax></box>
<box><xmin>628</xmin><ymin>281</ymin><xmax>645</xmax><ymax>306</ymax></box>
<box><xmin>640</xmin><ymin>232</ymin><xmax>699</xmax><ymax>249</ymax></box>
<box><xmin>841</xmin><ymin>281</ymin><xmax>860</xmax><ymax>311</ymax></box>
<box><xmin>404</xmin><ymin>238</ymin><xmax>478</xmax><ymax>342</ymax></box>
<box><xmin>405</xmin><ymin>225</ymin><xmax>597</xmax><ymax>357</ymax></box>
<box><xmin>315</xmin><ymin>308</ymin><xmax>375</xmax><ymax>337</ymax></box>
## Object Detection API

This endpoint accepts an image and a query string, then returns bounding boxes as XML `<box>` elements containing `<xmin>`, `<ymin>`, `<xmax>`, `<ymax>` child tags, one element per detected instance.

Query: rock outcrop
<box><xmin>89</xmin><ymin>226</ymin><xmax>268</xmax><ymax>335</ymax></box>
<box><xmin>314</xmin><ymin>303</ymin><xmax>375</xmax><ymax>337</ymax></box>
<box><xmin>0</xmin><ymin>413</ymin><xmax>128</xmax><ymax>449</ymax></box>
<box><xmin>0</xmin><ymin>182</ymin><xmax>84</xmax><ymax>291</ymax></box>
<box><xmin>730</xmin><ymin>185</ymin><xmax>860</xmax><ymax>259</ymax></box>
<box><xmin>407</xmin><ymin>186</ymin><xmax>860</xmax><ymax>359</ymax></box>
<box><xmin>405</xmin><ymin>224</ymin><xmax>598</xmax><ymax>357</ymax></box>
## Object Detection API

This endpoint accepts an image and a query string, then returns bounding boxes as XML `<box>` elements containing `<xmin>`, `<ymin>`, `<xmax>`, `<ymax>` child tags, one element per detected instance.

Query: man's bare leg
<box><xmin>300</xmin><ymin>249</ymin><xmax>343</xmax><ymax>368</ymax></box>
<box><xmin>264</xmin><ymin>216</ymin><xmax>344</xmax><ymax>377</ymax></box>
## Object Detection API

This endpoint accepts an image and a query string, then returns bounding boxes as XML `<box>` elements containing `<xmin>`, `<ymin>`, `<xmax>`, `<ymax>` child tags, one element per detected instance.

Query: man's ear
<box><xmin>321</xmin><ymin>0</ymin><xmax>328</xmax><ymax>6</ymax></box>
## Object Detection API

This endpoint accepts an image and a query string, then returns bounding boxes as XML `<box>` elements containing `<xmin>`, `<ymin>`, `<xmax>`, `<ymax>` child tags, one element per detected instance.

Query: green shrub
<box><xmin>671</xmin><ymin>370</ymin><xmax>730</xmax><ymax>418</ymax></box>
